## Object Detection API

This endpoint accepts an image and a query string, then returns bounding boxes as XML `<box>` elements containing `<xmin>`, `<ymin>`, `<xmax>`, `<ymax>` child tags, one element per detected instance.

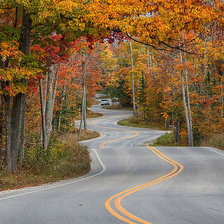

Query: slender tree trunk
<box><xmin>58</xmin><ymin>83</ymin><xmax>66</xmax><ymax>131</ymax></box>
<box><xmin>221</xmin><ymin>80</ymin><xmax>223</xmax><ymax>120</ymax></box>
<box><xmin>3</xmin><ymin>95</ymin><xmax>12</xmax><ymax>171</ymax></box>
<box><xmin>40</xmin><ymin>64</ymin><xmax>60</xmax><ymax>150</ymax></box>
<box><xmin>83</xmin><ymin>89</ymin><xmax>87</xmax><ymax>130</ymax></box>
<box><xmin>45</xmin><ymin>65</ymin><xmax>54</xmax><ymax>148</ymax></box>
<box><xmin>179</xmin><ymin>49</ymin><xmax>193</xmax><ymax>146</ymax></box>
<box><xmin>129</xmin><ymin>41</ymin><xmax>136</xmax><ymax>116</ymax></box>
<box><xmin>18</xmin><ymin>93</ymin><xmax>27</xmax><ymax>166</ymax></box>
<box><xmin>221</xmin><ymin>78</ymin><xmax>224</xmax><ymax>134</ymax></box>
<box><xmin>184</xmin><ymin>69</ymin><xmax>194</xmax><ymax>146</ymax></box>
<box><xmin>181</xmin><ymin>71</ymin><xmax>192</xmax><ymax>146</ymax></box>
<box><xmin>170</xmin><ymin>71</ymin><xmax>174</xmax><ymax>126</ymax></box>
<box><xmin>40</xmin><ymin>79</ymin><xmax>47</xmax><ymax>150</ymax></box>
<box><xmin>51</xmin><ymin>64</ymin><xmax>60</xmax><ymax>114</ymax></box>
<box><xmin>146</xmin><ymin>48</ymin><xmax>150</xmax><ymax>70</ymax></box>
<box><xmin>79</xmin><ymin>52</ymin><xmax>88</xmax><ymax>136</ymax></box>
<box><xmin>183</xmin><ymin>48</ymin><xmax>194</xmax><ymax>146</ymax></box>
<box><xmin>0</xmin><ymin>95</ymin><xmax>3</xmax><ymax>153</ymax></box>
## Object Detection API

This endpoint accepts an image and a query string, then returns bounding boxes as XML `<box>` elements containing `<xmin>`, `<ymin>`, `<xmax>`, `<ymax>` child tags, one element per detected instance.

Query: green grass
<box><xmin>152</xmin><ymin>132</ymin><xmax>224</xmax><ymax>149</ymax></box>
<box><xmin>117</xmin><ymin>117</ymin><xmax>186</xmax><ymax>147</ymax></box>
<box><xmin>118</xmin><ymin>117</ymin><xmax>170</xmax><ymax>131</ymax></box>
<box><xmin>151</xmin><ymin>132</ymin><xmax>183</xmax><ymax>146</ymax></box>
<box><xmin>0</xmin><ymin>129</ymin><xmax>100</xmax><ymax>192</ymax></box>
<box><xmin>74</xmin><ymin>110</ymin><xmax>103</xmax><ymax>121</ymax></box>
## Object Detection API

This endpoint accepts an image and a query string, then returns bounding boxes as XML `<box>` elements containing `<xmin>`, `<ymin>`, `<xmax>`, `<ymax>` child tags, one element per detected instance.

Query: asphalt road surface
<box><xmin>1</xmin><ymin>106</ymin><xmax>224</xmax><ymax>224</ymax></box>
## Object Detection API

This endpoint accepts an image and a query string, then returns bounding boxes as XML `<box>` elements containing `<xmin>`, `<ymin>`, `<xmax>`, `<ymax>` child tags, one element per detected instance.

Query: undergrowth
<box><xmin>200</xmin><ymin>134</ymin><xmax>224</xmax><ymax>150</ymax></box>
<box><xmin>0</xmin><ymin>128</ymin><xmax>99</xmax><ymax>191</ymax></box>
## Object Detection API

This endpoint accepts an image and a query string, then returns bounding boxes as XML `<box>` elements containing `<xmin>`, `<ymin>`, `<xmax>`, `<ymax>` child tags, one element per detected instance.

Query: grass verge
<box><xmin>151</xmin><ymin>132</ymin><xmax>185</xmax><ymax>146</ymax></box>
<box><xmin>0</xmin><ymin>129</ymin><xmax>100</xmax><ymax>192</ymax></box>
<box><xmin>151</xmin><ymin>131</ymin><xmax>224</xmax><ymax>149</ymax></box>
<box><xmin>118</xmin><ymin>117</ymin><xmax>186</xmax><ymax>147</ymax></box>
<box><xmin>119</xmin><ymin>117</ymin><xmax>224</xmax><ymax>150</ymax></box>
<box><xmin>74</xmin><ymin>110</ymin><xmax>103</xmax><ymax>121</ymax></box>
<box><xmin>200</xmin><ymin>134</ymin><xmax>224</xmax><ymax>150</ymax></box>
<box><xmin>118</xmin><ymin>117</ymin><xmax>170</xmax><ymax>131</ymax></box>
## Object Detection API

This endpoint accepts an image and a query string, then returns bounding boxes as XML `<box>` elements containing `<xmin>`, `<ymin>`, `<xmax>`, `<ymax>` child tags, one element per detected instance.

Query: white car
<box><xmin>101</xmin><ymin>99</ymin><xmax>111</xmax><ymax>106</ymax></box>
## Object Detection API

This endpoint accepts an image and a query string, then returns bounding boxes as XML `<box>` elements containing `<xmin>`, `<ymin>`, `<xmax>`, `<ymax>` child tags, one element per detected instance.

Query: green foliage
<box><xmin>108</xmin><ymin>79</ymin><xmax>132</xmax><ymax>108</ymax></box>
<box><xmin>0</xmin><ymin>129</ymin><xmax>96</xmax><ymax>191</ymax></box>
<box><xmin>152</xmin><ymin>133</ymin><xmax>179</xmax><ymax>146</ymax></box>
<box><xmin>24</xmin><ymin>135</ymin><xmax>90</xmax><ymax>176</ymax></box>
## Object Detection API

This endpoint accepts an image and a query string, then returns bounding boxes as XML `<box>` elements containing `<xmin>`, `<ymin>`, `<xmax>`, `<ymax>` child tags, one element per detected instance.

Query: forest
<box><xmin>0</xmin><ymin>0</ymin><xmax>223</xmax><ymax>186</ymax></box>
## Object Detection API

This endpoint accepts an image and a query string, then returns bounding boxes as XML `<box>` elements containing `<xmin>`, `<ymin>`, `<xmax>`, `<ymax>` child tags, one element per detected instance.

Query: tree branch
<box><xmin>127</xmin><ymin>33</ymin><xmax>201</xmax><ymax>55</ymax></box>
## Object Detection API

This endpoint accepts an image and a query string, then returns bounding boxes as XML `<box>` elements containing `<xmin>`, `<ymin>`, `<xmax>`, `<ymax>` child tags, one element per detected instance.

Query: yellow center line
<box><xmin>88</xmin><ymin>114</ymin><xmax>184</xmax><ymax>224</ymax></box>
<box><xmin>113</xmin><ymin>147</ymin><xmax>183</xmax><ymax>224</ymax></box>
<box><xmin>88</xmin><ymin>114</ymin><xmax>139</xmax><ymax>149</ymax></box>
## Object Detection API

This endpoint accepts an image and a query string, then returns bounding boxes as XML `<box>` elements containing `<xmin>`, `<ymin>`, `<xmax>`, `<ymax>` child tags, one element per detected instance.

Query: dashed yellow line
<box><xmin>88</xmin><ymin>114</ymin><xmax>184</xmax><ymax>224</ymax></box>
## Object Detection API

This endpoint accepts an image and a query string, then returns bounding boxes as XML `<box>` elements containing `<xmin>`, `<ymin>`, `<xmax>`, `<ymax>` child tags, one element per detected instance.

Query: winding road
<box><xmin>1</xmin><ymin>106</ymin><xmax>224</xmax><ymax>224</ymax></box>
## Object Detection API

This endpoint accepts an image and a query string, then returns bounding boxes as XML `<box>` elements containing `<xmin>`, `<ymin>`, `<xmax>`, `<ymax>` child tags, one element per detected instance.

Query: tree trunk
<box><xmin>179</xmin><ymin>49</ymin><xmax>193</xmax><ymax>146</ymax></box>
<box><xmin>183</xmin><ymin>48</ymin><xmax>194</xmax><ymax>146</ymax></box>
<box><xmin>0</xmin><ymin>95</ymin><xmax>3</xmax><ymax>154</ymax></box>
<box><xmin>45</xmin><ymin>65</ymin><xmax>54</xmax><ymax>149</ymax></box>
<box><xmin>129</xmin><ymin>41</ymin><xmax>136</xmax><ymax>116</ymax></box>
<box><xmin>79</xmin><ymin>52</ymin><xmax>88</xmax><ymax>136</ymax></box>
<box><xmin>11</xmin><ymin>9</ymin><xmax>31</xmax><ymax>172</ymax></box>
<box><xmin>0</xmin><ymin>9</ymin><xmax>31</xmax><ymax>172</ymax></box>
<box><xmin>51</xmin><ymin>64</ymin><xmax>60</xmax><ymax>114</ymax></box>
<box><xmin>146</xmin><ymin>48</ymin><xmax>150</xmax><ymax>70</ymax></box>
<box><xmin>18</xmin><ymin>93</ymin><xmax>27</xmax><ymax>166</ymax></box>
<box><xmin>3</xmin><ymin>95</ymin><xmax>12</xmax><ymax>172</ymax></box>
<box><xmin>40</xmin><ymin>79</ymin><xmax>47</xmax><ymax>150</ymax></box>
<box><xmin>58</xmin><ymin>83</ymin><xmax>66</xmax><ymax>131</ymax></box>
<box><xmin>220</xmin><ymin>78</ymin><xmax>224</xmax><ymax>134</ymax></box>
<box><xmin>181</xmin><ymin>71</ymin><xmax>192</xmax><ymax>146</ymax></box>
<box><xmin>221</xmin><ymin>79</ymin><xmax>223</xmax><ymax>121</ymax></box>
<box><xmin>39</xmin><ymin>64</ymin><xmax>60</xmax><ymax>150</ymax></box>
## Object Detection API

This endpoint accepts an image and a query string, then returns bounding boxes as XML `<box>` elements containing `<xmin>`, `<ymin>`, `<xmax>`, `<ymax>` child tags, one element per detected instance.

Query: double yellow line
<box><xmin>89</xmin><ymin>114</ymin><xmax>184</xmax><ymax>224</ymax></box>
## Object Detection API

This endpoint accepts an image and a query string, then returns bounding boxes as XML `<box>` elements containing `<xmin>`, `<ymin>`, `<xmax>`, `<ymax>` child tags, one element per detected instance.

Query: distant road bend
<box><xmin>0</xmin><ymin>106</ymin><xmax>224</xmax><ymax>224</ymax></box>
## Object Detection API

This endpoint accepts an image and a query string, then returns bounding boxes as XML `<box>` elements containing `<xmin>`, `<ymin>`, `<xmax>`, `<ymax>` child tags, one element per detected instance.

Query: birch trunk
<box><xmin>179</xmin><ymin>49</ymin><xmax>193</xmax><ymax>146</ymax></box>
<box><xmin>221</xmin><ymin>80</ymin><xmax>223</xmax><ymax>120</ymax></box>
<box><xmin>51</xmin><ymin>65</ymin><xmax>60</xmax><ymax>114</ymax></box>
<box><xmin>129</xmin><ymin>41</ymin><xmax>136</xmax><ymax>116</ymax></box>
<box><xmin>58</xmin><ymin>84</ymin><xmax>66</xmax><ymax>131</ymax></box>
<box><xmin>184</xmin><ymin>68</ymin><xmax>194</xmax><ymax>146</ymax></box>
<box><xmin>79</xmin><ymin>53</ymin><xmax>88</xmax><ymax>136</ymax></box>
<box><xmin>221</xmin><ymin>79</ymin><xmax>224</xmax><ymax>134</ymax></box>
<box><xmin>40</xmin><ymin>64</ymin><xmax>60</xmax><ymax>150</ymax></box>
<box><xmin>45</xmin><ymin>65</ymin><xmax>54</xmax><ymax>148</ymax></box>
<box><xmin>40</xmin><ymin>79</ymin><xmax>47</xmax><ymax>150</ymax></box>
<box><xmin>183</xmin><ymin>48</ymin><xmax>194</xmax><ymax>146</ymax></box>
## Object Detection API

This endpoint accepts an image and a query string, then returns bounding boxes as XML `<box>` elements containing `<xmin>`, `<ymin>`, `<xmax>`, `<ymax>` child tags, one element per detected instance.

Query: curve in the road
<box><xmin>89</xmin><ymin>114</ymin><xmax>184</xmax><ymax>224</ymax></box>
